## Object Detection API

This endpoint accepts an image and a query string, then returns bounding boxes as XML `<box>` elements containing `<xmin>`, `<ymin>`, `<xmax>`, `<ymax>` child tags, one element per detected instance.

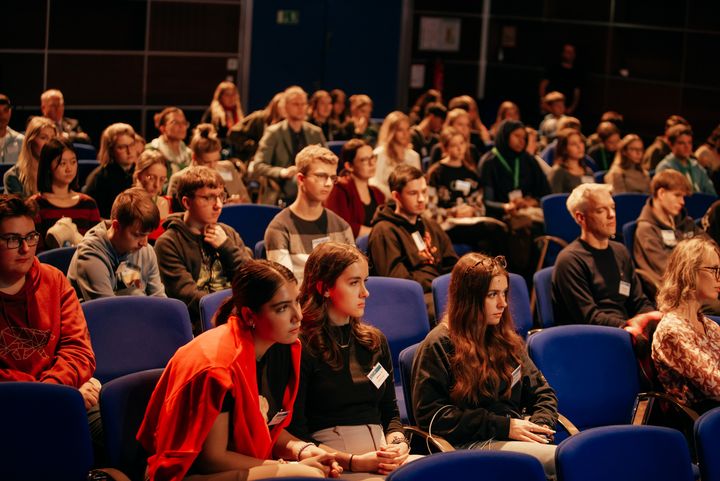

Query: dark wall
<box><xmin>410</xmin><ymin>0</ymin><xmax>720</xmax><ymax>143</ymax></box>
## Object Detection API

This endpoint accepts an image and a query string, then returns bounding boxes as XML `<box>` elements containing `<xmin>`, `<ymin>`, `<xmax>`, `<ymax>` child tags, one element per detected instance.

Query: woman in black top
<box><xmin>289</xmin><ymin>242</ymin><xmax>413</xmax><ymax>476</ymax></box>
<box><xmin>412</xmin><ymin>253</ymin><xmax>558</xmax><ymax>479</ymax></box>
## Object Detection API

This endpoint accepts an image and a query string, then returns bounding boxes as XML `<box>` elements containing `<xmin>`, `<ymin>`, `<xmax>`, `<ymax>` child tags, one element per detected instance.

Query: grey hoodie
<box><xmin>68</xmin><ymin>220</ymin><xmax>166</xmax><ymax>301</ymax></box>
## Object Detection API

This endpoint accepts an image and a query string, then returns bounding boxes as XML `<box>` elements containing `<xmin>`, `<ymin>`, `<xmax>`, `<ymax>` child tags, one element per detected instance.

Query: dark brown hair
<box><xmin>37</xmin><ymin>138</ymin><xmax>78</xmax><ymax>193</ymax></box>
<box><xmin>110</xmin><ymin>187</ymin><xmax>160</xmax><ymax>232</ymax></box>
<box><xmin>0</xmin><ymin>194</ymin><xmax>38</xmax><ymax>224</ymax></box>
<box><xmin>651</xmin><ymin>169</ymin><xmax>691</xmax><ymax>197</ymax></box>
<box><xmin>388</xmin><ymin>164</ymin><xmax>424</xmax><ymax>194</ymax></box>
<box><xmin>175</xmin><ymin>165</ymin><xmax>224</xmax><ymax>204</ymax></box>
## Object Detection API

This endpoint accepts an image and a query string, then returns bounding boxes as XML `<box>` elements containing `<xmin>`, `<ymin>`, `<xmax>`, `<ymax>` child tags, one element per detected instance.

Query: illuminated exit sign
<box><xmin>276</xmin><ymin>10</ymin><xmax>299</xmax><ymax>25</ymax></box>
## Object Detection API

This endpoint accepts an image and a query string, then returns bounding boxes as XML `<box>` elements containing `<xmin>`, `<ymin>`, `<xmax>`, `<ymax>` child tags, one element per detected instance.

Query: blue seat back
<box><xmin>533</xmin><ymin>266</ymin><xmax>554</xmax><ymax>328</ymax></box>
<box><xmin>218</xmin><ymin>204</ymin><xmax>282</xmax><ymax>250</ymax></box>
<box><xmin>356</xmin><ymin>234</ymin><xmax>369</xmax><ymax>255</ymax></box>
<box><xmin>101</xmin><ymin>369</ymin><xmax>163</xmax><ymax>481</ymax></box>
<box><xmin>594</xmin><ymin>170</ymin><xmax>607</xmax><ymax>183</ymax></box>
<box><xmin>527</xmin><ymin>325</ymin><xmax>640</xmax><ymax>432</ymax></box>
<box><xmin>541</xmin><ymin>193</ymin><xmax>577</xmax><ymax>265</ymax></box>
<box><xmin>695</xmin><ymin>407</ymin><xmax>720</xmax><ymax>481</ymax></box>
<box><xmin>622</xmin><ymin>220</ymin><xmax>637</xmax><ymax>258</ymax></box>
<box><xmin>82</xmin><ymin>297</ymin><xmax>193</xmax><ymax>383</ymax></box>
<box><xmin>77</xmin><ymin>160</ymin><xmax>100</xmax><ymax>187</ymax></box>
<box><xmin>386</xmin><ymin>450</ymin><xmax>546</xmax><ymax>481</ymax></box>
<box><xmin>685</xmin><ymin>192</ymin><xmax>718</xmax><ymax>220</ymax></box>
<box><xmin>327</xmin><ymin>140</ymin><xmax>346</xmax><ymax>157</ymax></box>
<box><xmin>556</xmin><ymin>425</ymin><xmax>694</xmax><ymax>481</ymax></box>
<box><xmin>613</xmin><ymin>193</ymin><xmax>648</xmax><ymax>239</ymax></box>
<box><xmin>73</xmin><ymin>142</ymin><xmax>97</xmax><ymax>160</ymax></box>
<box><xmin>398</xmin><ymin>343</ymin><xmax>420</xmax><ymax>425</ymax></box>
<box><xmin>199</xmin><ymin>288</ymin><xmax>232</xmax><ymax>331</ymax></box>
<box><xmin>37</xmin><ymin>246</ymin><xmax>77</xmax><ymax>275</ymax></box>
<box><xmin>254</xmin><ymin>239</ymin><xmax>266</xmax><ymax>259</ymax></box>
<box><xmin>431</xmin><ymin>273</ymin><xmax>450</xmax><ymax>320</ymax></box>
<box><xmin>0</xmin><ymin>383</ymin><xmax>93</xmax><ymax>481</ymax></box>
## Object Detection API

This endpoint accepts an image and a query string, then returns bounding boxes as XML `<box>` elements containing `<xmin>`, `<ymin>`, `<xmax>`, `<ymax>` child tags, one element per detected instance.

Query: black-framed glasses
<box><xmin>194</xmin><ymin>192</ymin><xmax>228</xmax><ymax>205</ymax></box>
<box><xmin>699</xmin><ymin>265</ymin><xmax>720</xmax><ymax>282</ymax></box>
<box><xmin>0</xmin><ymin>231</ymin><xmax>41</xmax><ymax>249</ymax></box>
<box><xmin>307</xmin><ymin>172</ymin><xmax>339</xmax><ymax>184</ymax></box>
<box><xmin>465</xmin><ymin>255</ymin><xmax>507</xmax><ymax>275</ymax></box>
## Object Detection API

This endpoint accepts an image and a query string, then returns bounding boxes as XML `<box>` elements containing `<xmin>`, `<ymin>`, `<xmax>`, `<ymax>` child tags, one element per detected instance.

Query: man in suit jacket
<box><xmin>250</xmin><ymin>86</ymin><xmax>326</xmax><ymax>204</ymax></box>
<box><xmin>40</xmin><ymin>89</ymin><xmax>91</xmax><ymax>144</ymax></box>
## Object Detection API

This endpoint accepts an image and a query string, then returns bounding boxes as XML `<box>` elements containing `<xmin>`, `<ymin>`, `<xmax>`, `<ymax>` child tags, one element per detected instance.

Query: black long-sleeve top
<box><xmin>552</xmin><ymin>238</ymin><xmax>655</xmax><ymax>327</ymax></box>
<box><xmin>288</xmin><ymin>324</ymin><xmax>404</xmax><ymax>442</ymax></box>
<box><xmin>411</xmin><ymin>324</ymin><xmax>558</xmax><ymax>447</ymax></box>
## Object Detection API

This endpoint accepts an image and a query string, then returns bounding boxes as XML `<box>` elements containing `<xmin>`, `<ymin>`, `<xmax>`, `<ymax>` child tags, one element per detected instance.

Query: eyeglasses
<box><xmin>356</xmin><ymin>154</ymin><xmax>377</xmax><ymax>164</ymax></box>
<box><xmin>168</xmin><ymin>120</ymin><xmax>189</xmax><ymax>127</ymax></box>
<box><xmin>699</xmin><ymin>265</ymin><xmax>720</xmax><ymax>282</ymax></box>
<box><xmin>307</xmin><ymin>172</ymin><xmax>339</xmax><ymax>184</ymax></box>
<box><xmin>143</xmin><ymin>173</ymin><xmax>168</xmax><ymax>184</ymax></box>
<box><xmin>465</xmin><ymin>255</ymin><xmax>507</xmax><ymax>275</ymax></box>
<box><xmin>114</xmin><ymin>142</ymin><xmax>135</xmax><ymax>152</ymax></box>
<box><xmin>194</xmin><ymin>192</ymin><xmax>227</xmax><ymax>205</ymax></box>
<box><xmin>0</xmin><ymin>231</ymin><xmax>41</xmax><ymax>249</ymax></box>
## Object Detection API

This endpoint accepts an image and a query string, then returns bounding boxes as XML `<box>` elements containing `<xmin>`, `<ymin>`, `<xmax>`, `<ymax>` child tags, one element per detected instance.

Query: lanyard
<box><xmin>492</xmin><ymin>147</ymin><xmax>520</xmax><ymax>189</ymax></box>
<box><xmin>676</xmin><ymin>161</ymin><xmax>698</xmax><ymax>192</ymax></box>
<box><xmin>600</xmin><ymin>149</ymin><xmax>607</xmax><ymax>170</ymax></box>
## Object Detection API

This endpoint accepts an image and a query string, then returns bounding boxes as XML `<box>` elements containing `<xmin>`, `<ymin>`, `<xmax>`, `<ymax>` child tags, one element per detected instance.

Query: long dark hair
<box><xmin>37</xmin><ymin>138</ymin><xmax>78</xmax><ymax>193</ymax></box>
<box><xmin>299</xmin><ymin>242</ymin><xmax>381</xmax><ymax>370</ymax></box>
<box><xmin>446</xmin><ymin>253</ymin><xmax>524</xmax><ymax>404</ymax></box>
<box><xmin>212</xmin><ymin>260</ymin><xmax>296</xmax><ymax>329</ymax></box>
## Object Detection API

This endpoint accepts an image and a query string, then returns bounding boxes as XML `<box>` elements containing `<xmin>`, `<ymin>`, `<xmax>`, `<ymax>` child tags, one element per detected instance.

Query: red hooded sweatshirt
<box><xmin>137</xmin><ymin>316</ymin><xmax>301</xmax><ymax>481</ymax></box>
<box><xmin>0</xmin><ymin>258</ymin><xmax>95</xmax><ymax>387</ymax></box>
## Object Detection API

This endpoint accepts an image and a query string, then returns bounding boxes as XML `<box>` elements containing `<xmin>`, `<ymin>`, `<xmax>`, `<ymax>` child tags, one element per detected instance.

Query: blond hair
<box><xmin>295</xmin><ymin>145</ymin><xmax>338</xmax><ymax>175</ymax></box>
<box><xmin>189</xmin><ymin>123</ymin><xmax>222</xmax><ymax>158</ymax></box>
<box><xmin>657</xmin><ymin>237</ymin><xmax>720</xmax><ymax>313</ymax></box>
<box><xmin>98</xmin><ymin>123</ymin><xmax>136</xmax><ymax>167</ymax></box>
<box><xmin>377</xmin><ymin>111</ymin><xmax>410</xmax><ymax>165</ymax></box>
<box><xmin>566</xmin><ymin>183</ymin><xmax>613</xmax><ymax>221</ymax></box>
<box><xmin>17</xmin><ymin>117</ymin><xmax>58</xmax><ymax>196</ymax></box>
<box><xmin>134</xmin><ymin>149</ymin><xmax>167</xmax><ymax>184</ymax></box>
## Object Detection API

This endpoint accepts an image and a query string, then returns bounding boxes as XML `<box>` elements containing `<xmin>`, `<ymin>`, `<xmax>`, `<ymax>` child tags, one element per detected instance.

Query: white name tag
<box><xmin>311</xmin><ymin>236</ymin><xmax>330</xmax><ymax>250</ymax></box>
<box><xmin>511</xmin><ymin>365</ymin><xmax>522</xmax><ymax>388</ymax></box>
<box><xmin>508</xmin><ymin>189</ymin><xmax>523</xmax><ymax>202</ymax></box>
<box><xmin>661</xmin><ymin>230</ymin><xmax>677</xmax><ymax>247</ymax></box>
<box><xmin>367</xmin><ymin>362</ymin><xmax>390</xmax><ymax>389</ymax></box>
<box><xmin>268</xmin><ymin>410</ymin><xmax>289</xmax><ymax>426</ymax></box>
<box><xmin>411</xmin><ymin>231</ymin><xmax>427</xmax><ymax>252</ymax></box>
<box><xmin>581</xmin><ymin>175</ymin><xmax>595</xmax><ymax>184</ymax></box>
<box><xmin>218</xmin><ymin>169</ymin><xmax>234</xmax><ymax>182</ymax></box>
<box><xmin>452</xmin><ymin>179</ymin><xmax>472</xmax><ymax>196</ymax></box>
<box><xmin>619</xmin><ymin>280</ymin><xmax>631</xmax><ymax>297</ymax></box>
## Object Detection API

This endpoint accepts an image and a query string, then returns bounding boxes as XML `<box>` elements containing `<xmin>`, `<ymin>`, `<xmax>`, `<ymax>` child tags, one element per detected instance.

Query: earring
<box><xmin>324</xmin><ymin>292</ymin><xmax>330</xmax><ymax>298</ymax></box>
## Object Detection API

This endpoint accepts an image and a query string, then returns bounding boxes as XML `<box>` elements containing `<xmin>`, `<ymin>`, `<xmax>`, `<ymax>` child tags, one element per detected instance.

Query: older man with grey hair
<box><xmin>551</xmin><ymin>183</ymin><xmax>659</xmax><ymax>334</ymax></box>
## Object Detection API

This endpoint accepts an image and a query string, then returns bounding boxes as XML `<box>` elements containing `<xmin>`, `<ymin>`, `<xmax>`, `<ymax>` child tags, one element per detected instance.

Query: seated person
<box><xmin>137</xmin><ymin>260</ymin><xmax>341</xmax><ymax>481</ymax></box>
<box><xmin>412</xmin><ymin>253</ymin><xmax>558</xmax><ymax>480</ymax></box>
<box><xmin>39</xmin><ymin>89</ymin><xmax>91</xmax><ymax>144</ymax></box>
<box><xmin>155</xmin><ymin>166</ymin><xmax>251</xmax><ymax>333</ymax></box>
<box><xmin>410</xmin><ymin>102</ymin><xmax>446</xmax><ymax>159</ymax></box>
<box><xmin>265</xmin><ymin>145</ymin><xmax>354</xmax><ymax>284</ymax></box>
<box><xmin>0</xmin><ymin>194</ymin><xmax>95</xmax><ymax>393</ymax></box>
<box><xmin>30</xmin><ymin>138</ymin><xmax>100</xmax><ymax>250</ymax></box>
<box><xmin>371</xmin><ymin>111</ymin><xmax>422</xmax><ymax>199</ymax></box>
<box><xmin>250</xmin><ymin>86</ymin><xmax>327</xmax><ymax>205</ymax></box>
<box><xmin>604</xmin><ymin>134</ymin><xmax>651</xmax><ymax>194</ymax></box>
<box><xmin>368</xmin><ymin>164</ymin><xmax>457</xmax><ymax>321</ymax></box>
<box><xmin>134</xmin><ymin>149</ymin><xmax>171</xmax><ymax>242</ymax></box>
<box><xmin>587</xmin><ymin>121</ymin><xmax>621</xmax><ymax>172</ymax></box>
<box><xmin>653</xmin><ymin>237</ymin><xmax>720</xmax><ymax>414</ymax></box>
<box><xmin>539</xmin><ymin>116</ymin><xmax>597</xmax><ymax>171</ymax></box>
<box><xmin>146</xmin><ymin>107</ymin><xmax>192</xmax><ymax>177</ymax></box>
<box><xmin>167</xmin><ymin>123</ymin><xmax>250</xmax><ymax>203</ymax></box>
<box><xmin>643</xmin><ymin>115</ymin><xmax>689</xmax><ymax>171</ymax></box>
<box><xmin>307</xmin><ymin>89</ymin><xmax>333</xmax><ymax>141</ymax></box>
<box><xmin>325</xmin><ymin>139</ymin><xmax>385</xmax><ymax>239</ymax></box>
<box><xmin>84</xmin><ymin>123</ymin><xmax>137</xmax><ymax>218</ymax></box>
<box><xmin>343</xmin><ymin>94</ymin><xmax>380</xmax><ymax>146</ymax></box>
<box><xmin>201</xmin><ymin>80</ymin><xmax>244</xmax><ymax>142</ymax></box>
<box><xmin>68</xmin><ymin>188</ymin><xmax>165</xmax><ymax>301</ymax></box>
<box><xmin>489</xmin><ymin>100</ymin><xmax>520</xmax><ymax>140</ymax></box>
<box><xmin>289</xmin><ymin>242</ymin><xmax>415</xmax><ymax>476</ymax></box>
<box><xmin>0</xmin><ymin>94</ymin><xmax>24</xmax><ymax>165</ymax></box>
<box><xmin>538</xmin><ymin>91</ymin><xmax>567</xmax><ymax>144</ymax></box>
<box><xmin>656</xmin><ymin>124</ymin><xmax>716</xmax><ymax>195</ymax></box>
<box><xmin>227</xmin><ymin>92</ymin><xmax>285</xmax><ymax>163</ymax></box>
<box><xmin>552</xmin><ymin>183</ymin><xmax>660</xmax><ymax>328</ymax></box>
<box><xmin>428</xmin><ymin>108</ymin><xmax>480</xmax><ymax>167</ymax></box>
<box><xmin>634</xmin><ymin>170</ymin><xmax>700</xmax><ymax>286</ymax></box>
<box><xmin>548</xmin><ymin>128</ymin><xmax>594</xmax><ymax>194</ymax></box>
<box><xmin>4</xmin><ymin>116</ymin><xmax>57</xmax><ymax>198</ymax></box>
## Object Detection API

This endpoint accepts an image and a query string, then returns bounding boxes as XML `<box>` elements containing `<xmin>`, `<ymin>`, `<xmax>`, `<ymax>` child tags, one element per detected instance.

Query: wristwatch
<box><xmin>391</xmin><ymin>435</ymin><xmax>410</xmax><ymax>445</ymax></box>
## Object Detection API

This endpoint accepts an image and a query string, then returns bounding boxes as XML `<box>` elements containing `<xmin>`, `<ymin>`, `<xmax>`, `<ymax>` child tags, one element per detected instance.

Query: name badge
<box><xmin>367</xmin><ymin>362</ymin><xmax>390</xmax><ymax>389</ymax></box>
<box><xmin>411</xmin><ymin>231</ymin><xmax>427</xmax><ymax>252</ymax></box>
<box><xmin>508</xmin><ymin>189</ymin><xmax>523</xmax><ymax>202</ymax></box>
<box><xmin>218</xmin><ymin>169</ymin><xmax>234</xmax><ymax>182</ymax></box>
<box><xmin>511</xmin><ymin>365</ymin><xmax>522</xmax><ymax>388</ymax></box>
<box><xmin>619</xmin><ymin>280</ymin><xmax>631</xmax><ymax>297</ymax></box>
<box><xmin>311</xmin><ymin>236</ymin><xmax>330</xmax><ymax>250</ymax></box>
<box><xmin>452</xmin><ymin>179</ymin><xmax>472</xmax><ymax>196</ymax></box>
<box><xmin>581</xmin><ymin>175</ymin><xmax>595</xmax><ymax>184</ymax></box>
<box><xmin>661</xmin><ymin>230</ymin><xmax>677</xmax><ymax>247</ymax></box>
<box><xmin>268</xmin><ymin>410</ymin><xmax>289</xmax><ymax>426</ymax></box>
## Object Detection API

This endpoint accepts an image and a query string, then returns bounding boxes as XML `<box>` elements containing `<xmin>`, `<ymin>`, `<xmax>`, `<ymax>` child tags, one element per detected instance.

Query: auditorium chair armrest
<box><xmin>534</xmin><ymin>235</ymin><xmax>570</xmax><ymax>271</ymax></box>
<box><xmin>404</xmin><ymin>425</ymin><xmax>455</xmax><ymax>453</ymax></box>
<box><xmin>632</xmin><ymin>392</ymin><xmax>699</xmax><ymax>426</ymax></box>
<box><xmin>556</xmin><ymin>413</ymin><xmax>580</xmax><ymax>436</ymax></box>
<box><xmin>474</xmin><ymin>216</ymin><xmax>510</xmax><ymax>232</ymax></box>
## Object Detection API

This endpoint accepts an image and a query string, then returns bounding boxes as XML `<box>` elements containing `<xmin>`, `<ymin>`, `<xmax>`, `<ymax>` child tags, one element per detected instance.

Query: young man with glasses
<box><xmin>155</xmin><ymin>166</ymin><xmax>251</xmax><ymax>333</ymax></box>
<box><xmin>250</xmin><ymin>86</ymin><xmax>327</xmax><ymax>205</ymax></box>
<box><xmin>68</xmin><ymin>187</ymin><xmax>166</xmax><ymax>301</ymax></box>
<box><xmin>265</xmin><ymin>145</ymin><xmax>354</xmax><ymax>283</ymax></box>
<box><xmin>0</xmin><ymin>194</ymin><xmax>96</xmax><ymax>399</ymax></box>
<box><xmin>368</xmin><ymin>164</ymin><xmax>458</xmax><ymax>323</ymax></box>
<box><xmin>553</xmin><ymin>183</ymin><xmax>660</xmax><ymax>334</ymax></box>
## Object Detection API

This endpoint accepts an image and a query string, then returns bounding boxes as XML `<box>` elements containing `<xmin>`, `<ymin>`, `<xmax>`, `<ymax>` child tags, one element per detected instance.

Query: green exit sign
<box><xmin>276</xmin><ymin>10</ymin><xmax>299</xmax><ymax>25</ymax></box>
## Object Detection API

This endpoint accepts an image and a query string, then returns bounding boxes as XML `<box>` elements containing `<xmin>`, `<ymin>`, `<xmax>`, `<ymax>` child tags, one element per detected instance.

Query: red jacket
<box><xmin>325</xmin><ymin>175</ymin><xmax>385</xmax><ymax>238</ymax></box>
<box><xmin>137</xmin><ymin>317</ymin><xmax>302</xmax><ymax>481</ymax></box>
<box><xmin>0</xmin><ymin>258</ymin><xmax>95</xmax><ymax>387</ymax></box>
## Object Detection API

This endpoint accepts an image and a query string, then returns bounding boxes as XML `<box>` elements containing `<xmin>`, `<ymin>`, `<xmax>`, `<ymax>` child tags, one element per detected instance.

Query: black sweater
<box><xmin>411</xmin><ymin>324</ymin><xmax>558</xmax><ymax>446</ymax></box>
<box><xmin>552</xmin><ymin>238</ymin><xmax>654</xmax><ymax>327</ymax></box>
<box><xmin>288</xmin><ymin>324</ymin><xmax>404</xmax><ymax>442</ymax></box>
